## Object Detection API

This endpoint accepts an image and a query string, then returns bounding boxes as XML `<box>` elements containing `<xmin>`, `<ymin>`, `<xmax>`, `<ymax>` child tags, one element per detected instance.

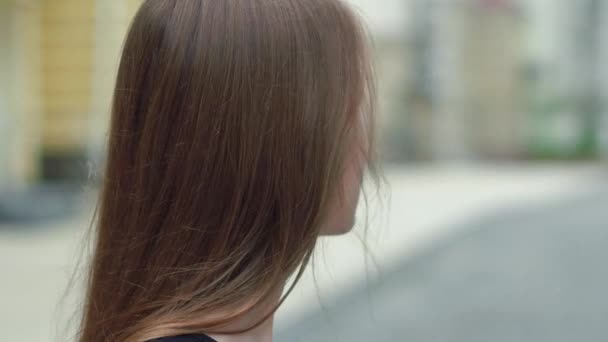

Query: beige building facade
<box><xmin>0</xmin><ymin>0</ymin><xmax>141</xmax><ymax>185</ymax></box>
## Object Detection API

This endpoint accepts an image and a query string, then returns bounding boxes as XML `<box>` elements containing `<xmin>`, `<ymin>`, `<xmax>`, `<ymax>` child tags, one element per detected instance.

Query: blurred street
<box><xmin>2</xmin><ymin>163</ymin><xmax>606</xmax><ymax>341</ymax></box>
<box><xmin>2</xmin><ymin>0</ymin><xmax>608</xmax><ymax>340</ymax></box>
<box><xmin>278</xmin><ymin>165</ymin><xmax>608</xmax><ymax>342</ymax></box>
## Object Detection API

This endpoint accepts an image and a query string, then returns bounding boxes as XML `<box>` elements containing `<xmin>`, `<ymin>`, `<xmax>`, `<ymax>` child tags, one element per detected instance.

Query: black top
<box><xmin>149</xmin><ymin>334</ymin><xmax>217</xmax><ymax>342</ymax></box>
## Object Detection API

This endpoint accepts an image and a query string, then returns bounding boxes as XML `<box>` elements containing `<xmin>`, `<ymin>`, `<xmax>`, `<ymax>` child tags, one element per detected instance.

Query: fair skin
<box><xmin>207</xmin><ymin>286</ymin><xmax>283</xmax><ymax>342</ymax></box>
<box><xmin>208</xmin><ymin>151</ymin><xmax>365</xmax><ymax>342</ymax></box>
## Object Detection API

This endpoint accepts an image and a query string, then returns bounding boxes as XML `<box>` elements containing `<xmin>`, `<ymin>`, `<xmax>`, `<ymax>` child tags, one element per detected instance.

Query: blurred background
<box><xmin>1</xmin><ymin>0</ymin><xmax>607</xmax><ymax>341</ymax></box>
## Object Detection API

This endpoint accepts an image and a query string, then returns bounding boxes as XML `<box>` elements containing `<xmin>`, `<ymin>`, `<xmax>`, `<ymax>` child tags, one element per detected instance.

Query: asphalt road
<box><xmin>277</xmin><ymin>184</ymin><xmax>608</xmax><ymax>342</ymax></box>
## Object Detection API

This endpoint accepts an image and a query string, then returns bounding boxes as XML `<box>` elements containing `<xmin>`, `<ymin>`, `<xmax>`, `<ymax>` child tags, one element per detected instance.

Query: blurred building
<box><xmin>398</xmin><ymin>0</ymin><xmax>524</xmax><ymax>161</ymax></box>
<box><xmin>0</xmin><ymin>0</ymin><xmax>141</xmax><ymax>184</ymax></box>
<box><xmin>459</xmin><ymin>0</ymin><xmax>524</xmax><ymax>159</ymax></box>
<box><xmin>390</xmin><ymin>0</ymin><xmax>608</xmax><ymax>162</ymax></box>
<box><xmin>523</xmin><ymin>0</ymin><xmax>608</xmax><ymax>159</ymax></box>
<box><xmin>0</xmin><ymin>0</ymin><xmax>141</xmax><ymax>220</ymax></box>
<box><xmin>1</xmin><ymin>0</ymin><xmax>606</xmax><ymax>200</ymax></box>
<box><xmin>600</xmin><ymin>3</ymin><xmax>608</xmax><ymax>159</ymax></box>
<box><xmin>345</xmin><ymin>0</ymin><xmax>412</xmax><ymax>162</ymax></box>
<box><xmin>0</xmin><ymin>0</ymin><xmax>41</xmax><ymax>188</ymax></box>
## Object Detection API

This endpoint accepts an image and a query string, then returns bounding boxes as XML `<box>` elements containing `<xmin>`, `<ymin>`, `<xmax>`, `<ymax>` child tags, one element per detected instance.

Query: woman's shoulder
<box><xmin>149</xmin><ymin>334</ymin><xmax>216</xmax><ymax>342</ymax></box>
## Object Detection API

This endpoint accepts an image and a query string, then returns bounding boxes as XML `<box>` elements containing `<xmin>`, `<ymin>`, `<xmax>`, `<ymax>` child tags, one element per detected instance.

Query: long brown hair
<box><xmin>78</xmin><ymin>0</ymin><xmax>376</xmax><ymax>341</ymax></box>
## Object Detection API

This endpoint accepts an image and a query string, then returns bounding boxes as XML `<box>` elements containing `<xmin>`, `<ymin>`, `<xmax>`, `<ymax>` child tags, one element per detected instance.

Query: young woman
<box><xmin>78</xmin><ymin>0</ymin><xmax>377</xmax><ymax>341</ymax></box>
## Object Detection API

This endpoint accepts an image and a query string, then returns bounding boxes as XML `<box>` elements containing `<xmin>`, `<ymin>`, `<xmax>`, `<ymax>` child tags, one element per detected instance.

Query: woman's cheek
<box><xmin>320</xmin><ymin>160</ymin><xmax>363</xmax><ymax>236</ymax></box>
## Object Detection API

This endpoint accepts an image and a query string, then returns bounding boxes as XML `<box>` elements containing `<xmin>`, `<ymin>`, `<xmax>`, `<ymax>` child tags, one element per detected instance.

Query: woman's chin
<box><xmin>319</xmin><ymin>217</ymin><xmax>356</xmax><ymax>236</ymax></box>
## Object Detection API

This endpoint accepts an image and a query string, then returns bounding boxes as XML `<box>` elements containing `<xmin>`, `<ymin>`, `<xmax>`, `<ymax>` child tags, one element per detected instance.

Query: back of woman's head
<box><xmin>79</xmin><ymin>0</ymin><xmax>375</xmax><ymax>341</ymax></box>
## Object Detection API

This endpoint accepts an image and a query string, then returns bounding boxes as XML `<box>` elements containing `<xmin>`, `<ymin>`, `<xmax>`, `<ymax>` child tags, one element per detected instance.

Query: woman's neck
<box><xmin>207</xmin><ymin>283</ymin><xmax>285</xmax><ymax>342</ymax></box>
<box><xmin>208</xmin><ymin>316</ymin><xmax>274</xmax><ymax>342</ymax></box>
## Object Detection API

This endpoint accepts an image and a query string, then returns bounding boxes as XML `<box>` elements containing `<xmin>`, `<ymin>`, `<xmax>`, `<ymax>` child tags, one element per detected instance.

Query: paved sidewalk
<box><xmin>277</xmin><ymin>177</ymin><xmax>608</xmax><ymax>341</ymax></box>
<box><xmin>276</xmin><ymin>163</ymin><xmax>608</xmax><ymax>326</ymax></box>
